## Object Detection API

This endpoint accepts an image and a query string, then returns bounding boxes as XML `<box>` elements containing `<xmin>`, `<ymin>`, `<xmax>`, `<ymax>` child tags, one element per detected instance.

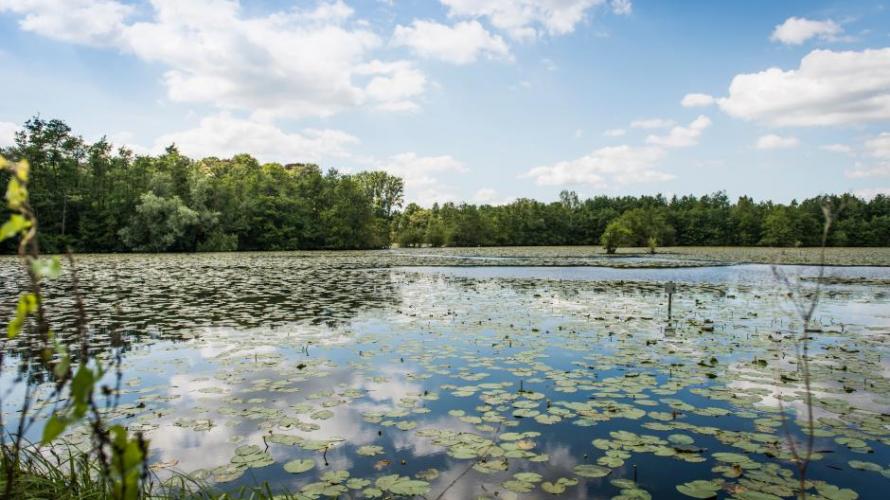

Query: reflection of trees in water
<box><xmin>1</xmin><ymin>257</ymin><xmax>405</xmax><ymax>361</ymax></box>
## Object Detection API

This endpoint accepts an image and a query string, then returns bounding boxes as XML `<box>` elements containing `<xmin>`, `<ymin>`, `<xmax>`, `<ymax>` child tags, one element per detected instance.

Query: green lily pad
<box><xmin>676</xmin><ymin>480</ymin><xmax>722</xmax><ymax>498</ymax></box>
<box><xmin>283</xmin><ymin>458</ymin><xmax>315</xmax><ymax>474</ymax></box>
<box><xmin>574</xmin><ymin>464</ymin><xmax>611</xmax><ymax>478</ymax></box>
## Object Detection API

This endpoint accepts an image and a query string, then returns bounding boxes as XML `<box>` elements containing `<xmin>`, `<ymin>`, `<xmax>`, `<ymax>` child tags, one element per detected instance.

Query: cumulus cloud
<box><xmin>845</xmin><ymin>132</ymin><xmax>890</xmax><ymax>178</ymax></box>
<box><xmin>820</xmin><ymin>143</ymin><xmax>852</xmax><ymax>154</ymax></box>
<box><xmin>0</xmin><ymin>121</ymin><xmax>19</xmax><ymax>148</ymax></box>
<box><xmin>391</xmin><ymin>20</ymin><xmax>510</xmax><ymax>64</ymax></box>
<box><xmin>439</xmin><ymin>0</ymin><xmax>624</xmax><ymax>40</ymax></box>
<box><xmin>865</xmin><ymin>132</ymin><xmax>890</xmax><ymax>159</ymax></box>
<box><xmin>0</xmin><ymin>0</ymin><xmax>134</xmax><ymax>46</ymax></box>
<box><xmin>755</xmin><ymin>134</ymin><xmax>799</xmax><ymax>150</ymax></box>
<box><xmin>473</xmin><ymin>188</ymin><xmax>497</xmax><ymax>203</ymax></box>
<box><xmin>846</xmin><ymin>164</ymin><xmax>890</xmax><ymax>178</ymax></box>
<box><xmin>357</xmin><ymin>60</ymin><xmax>427</xmax><ymax>112</ymax></box>
<box><xmin>375</xmin><ymin>152</ymin><xmax>467</xmax><ymax>203</ymax></box>
<box><xmin>1</xmin><ymin>0</ymin><xmax>427</xmax><ymax>118</ymax></box>
<box><xmin>610</xmin><ymin>0</ymin><xmax>632</xmax><ymax>16</ymax></box>
<box><xmin>151</xmin><ymin>113</ymin><xmax>359</xmax><ymax>164</ymax></box>
<box><xmin>603</xmin><ymin>128</ymin><xmax>626</xmax><ymax>137</ymax></box>
<box><xmin>770</xmin><ymin>17</ymin><xmax>842</xmax><ymax>45</ymax></box>
<box><xmin>523</xmin><ymin>145</ymin><xmax>669</xmax><ymax>188</ymax></box>
<box><xmin>630</xmin><ymin>118</ymin><xmax>675</xmax><ymax>129</ymax></box>
<box><xmin>681</xmin><ymin>93</ymin><xmax>715</xmax><ymax>108</ymax></box>
<box><xmin>717</xmin><ymin>48</ymin><xmax>890</xmax><ymax>126</ymax></box>
<box><xmin>645</xmin><ymin>115</ymin><xmax>711</xmax><ymax>148</ymax></box>
<box><xmin>526</xmin><ymin>114</ymin><xmax>711</xmax><ymax>188</ymax></box>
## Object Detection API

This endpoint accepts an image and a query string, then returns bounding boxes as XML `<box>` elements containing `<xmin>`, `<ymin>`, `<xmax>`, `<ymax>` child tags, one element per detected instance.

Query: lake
<box><xmin>1</xmin><ymin>249</ymin><xmax>888</xmax><ymax>499</ymax></box>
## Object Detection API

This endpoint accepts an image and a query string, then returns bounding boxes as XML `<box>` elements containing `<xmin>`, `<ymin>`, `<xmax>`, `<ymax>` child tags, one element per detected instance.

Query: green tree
<box><xmin>119</xmin><ymin>193</ymin><xmax>202</xmax><ymax>252</ymax></box>
<box><xmin>761</xmin><ymin>206</ymin><xmax>801</xmax><ymax>246</ymax></box>
<box><xmin>601</xmin><ymin>220</ymin><xmax>632</xmax><ymax>254</ymax></box>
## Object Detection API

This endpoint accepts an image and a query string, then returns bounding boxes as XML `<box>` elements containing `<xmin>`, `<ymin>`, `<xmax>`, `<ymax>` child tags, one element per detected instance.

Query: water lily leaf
<box><xmin>502</xmin><ymin>480</ymin><xmax>534</xmax><ymax>493</ymax></box>
<box><xmin>283</xmin><ymin>458</ymin><xmax>315</xmax><ymax>474</ymax></box>
<box><xmin>514</xmin><ymin>472</ymin><xmax>542</xmax><ymax>483</ymax></box>
<box><xmin>357</xmin><ymin>445</ymin><xmax>385</xmax><ymax>456</ymax></box>
<box><xmin>815</xmin><ymin>484</ymin><xmax>859</xmax><ymax>500</ymax></box>
<box><xmin>573</xmin><ymin>464</ymin><xmax>610</xmax><ymax>478</ymax></box>
<box><xmin>541</xmin><ymin>481</ymin><xmax>565</xmax><ymax>494</ymax></box>
<box><xmin>676</xmin><ymin>480</ymin><xmax>721</xmax><ymax>498</ymax></box>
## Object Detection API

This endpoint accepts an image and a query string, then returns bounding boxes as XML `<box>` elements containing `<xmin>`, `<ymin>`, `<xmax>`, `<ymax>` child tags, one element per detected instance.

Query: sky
<box><xmin>0</xmin><ymin>0</ymin><xmax>889</xmax><ymax>205</ymax></box>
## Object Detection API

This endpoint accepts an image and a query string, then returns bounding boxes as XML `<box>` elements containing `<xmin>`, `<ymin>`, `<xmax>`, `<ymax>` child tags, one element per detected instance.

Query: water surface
<box><xmin>1</xmin><ymin>252</ymin><xmax>888</xmax><ymax>499</ymax></box>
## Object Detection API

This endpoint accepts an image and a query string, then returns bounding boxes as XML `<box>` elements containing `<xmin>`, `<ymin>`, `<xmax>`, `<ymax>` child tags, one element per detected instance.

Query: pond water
<box><xmin>1</xmin><ymin>252</ymin><xmax>888</xmax><ymax>499</ymax></box>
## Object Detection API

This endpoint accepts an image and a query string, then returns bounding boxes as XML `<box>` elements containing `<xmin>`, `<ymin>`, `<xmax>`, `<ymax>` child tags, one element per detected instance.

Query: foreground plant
<box><xmin>771</xmin><ymin>199</ymin><xmax>835</xmax><ymax>500</ymax></box>
<box><xmin>0</xmin><ymin>156</ymin><xmax>147</xmax><ymax>499</ymax></box>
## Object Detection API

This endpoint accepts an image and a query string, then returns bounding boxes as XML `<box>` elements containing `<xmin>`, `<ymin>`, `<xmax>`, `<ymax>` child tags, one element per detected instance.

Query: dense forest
<box><xmin>2</xmin><ymin>117</ymin><xmax>889</xmax><ymax>253</ymax></box>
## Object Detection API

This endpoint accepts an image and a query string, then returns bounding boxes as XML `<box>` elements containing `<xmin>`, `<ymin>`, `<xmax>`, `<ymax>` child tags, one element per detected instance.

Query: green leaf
<box><xmin>573</xmin><ymin>464</ymin><xmax>611</xmax><ymax>478</ymax></box>
<box><xmin>8</xmin><ymin>292</ymin><xmax>38</xmax><ymax>338</ymax></box>
<box><xmin>41</xmin><ymin>414</ymin><xmax>68</xmax><ymax>443</ymax></box>
<box><xmin>283</xmin><ymin>458</ymin><xmax>315</xmax><ymax>474</ymax></box>
<box><xmin>5</xmin><ymin>177</ymin><xmax>27</xmax><ymax>210</ymax></box>
<box><xmin>0</xmin><ymin>214</ymin><xmax>29</xmax><ymax>242</ymax></box>
<box><xmin>70</xmin><ymin>364</ymin><xmax>96</xmax><ymax>418</ymax></box>
<box><xmin>31</xmin><ymin>256</ymin><xmax>62</xmax><ymax>280</ymax></box>
<box><xmin>10</xmin><ymin>160</ymin><xmax>29</xmax><ymax>182</ymax></box>
<box><xmin>53</xmin><ymin>353</ymin><xmax>70</xmax><ymax>380</ymax></box>
<box><xmin>676</xmin><ymin>480</ymin><xmax>722</xmax><ymax>499</ymax></box>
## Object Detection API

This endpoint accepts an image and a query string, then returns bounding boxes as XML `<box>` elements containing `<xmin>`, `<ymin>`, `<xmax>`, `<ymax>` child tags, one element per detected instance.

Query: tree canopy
<box><xmin>2</xmin><ymin>117</ymin><xmax>889</xmax><ymax>253</ymax></box>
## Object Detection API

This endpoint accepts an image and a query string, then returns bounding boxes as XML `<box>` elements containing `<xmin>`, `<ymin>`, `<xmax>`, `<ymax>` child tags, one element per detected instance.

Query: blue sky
<box><xmin>1</xmin><ymin>0</ymin><xmax>889</xmax><ymax>205</ymax></box>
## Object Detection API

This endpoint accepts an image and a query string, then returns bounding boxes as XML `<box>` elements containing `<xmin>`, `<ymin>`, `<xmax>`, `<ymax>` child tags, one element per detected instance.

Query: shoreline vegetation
<box><xmin>3</xmin><ymin>246</ymin><xmax>890</xmax><ymax>268</ymax></box>
<box><xmin>2</xmin><ymin>117</ymin><xmax>890</xmax><ymax>256</ymax></box>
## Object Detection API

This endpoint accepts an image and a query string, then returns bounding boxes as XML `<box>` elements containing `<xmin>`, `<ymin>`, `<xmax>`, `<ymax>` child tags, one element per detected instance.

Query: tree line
<box><xmin>2</xmin><ymin>117</ymin><xmax>889</xmax><ymax>253</ymax></box>
<box><xmin>392</xmin><ymin>191</ymin><xmax>890</xmax><ymax>250</ymax></box>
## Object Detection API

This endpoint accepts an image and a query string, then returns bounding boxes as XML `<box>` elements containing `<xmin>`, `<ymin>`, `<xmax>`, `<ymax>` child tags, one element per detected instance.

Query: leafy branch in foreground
<box><xmin>0</xmin><ymin>156</ymin><xmax>148</xmax><ymax>499</ymax></box>
<box><xmin>771</xmin><ymin>199</ymin><xmax>835</xmax><ymax>500</ymax></box>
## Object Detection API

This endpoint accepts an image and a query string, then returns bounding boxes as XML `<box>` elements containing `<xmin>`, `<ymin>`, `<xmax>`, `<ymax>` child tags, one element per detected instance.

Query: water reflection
<box><xmin>1</xmin><ymin>255</ymin><xmax>888</xmax><ymax>498</ymax></box>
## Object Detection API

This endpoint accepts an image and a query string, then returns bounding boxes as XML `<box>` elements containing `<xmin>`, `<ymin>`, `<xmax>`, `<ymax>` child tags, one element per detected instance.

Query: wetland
<box><xmin>1</xmin><ymin>248</ymin><xmax>888</xmax><ymax>499</ymax></box>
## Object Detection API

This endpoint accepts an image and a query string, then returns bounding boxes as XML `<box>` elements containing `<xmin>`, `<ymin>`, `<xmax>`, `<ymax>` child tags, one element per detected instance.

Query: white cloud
<box><xmin>105</xmin><ymin>131</ymin><xmax>152</xmax><ymax>155</ymax></box>
<box><xmin>770</xmin><ymin>17</ymin><xmax>842</xmax><ymax>45</ymax></box>
<box><xmin>845</xmin><ymin>132</ymin><xmax>890</xmax><ymax>178</ymax></box>
<box><xmin>681</xmin><ymin>93</ymin><xmax>715</xmax><ymax>108</ymax></box>
<box><xmin>151</xmin><ymin>113</ymin><xmax>359</xmax><ymax>164</ymax></box>
<box><xmin>630</xmin><ymin>118</ymin><xmax>675</xmax><ymax>129</ymax></box>
<box><xmin>0</xmin><ymin>121</ymin><xmax>19</xmax><ymax>148</ymax></box>
<box><xmin>473</xmin><ymin>188</ymin><xmax>497</xmax><ymax>203</ymax></box>
<box><xmin>0</xmin><ymin>0</ymin><xmax>134</xmax><ymax>46</ymax></box>
<box><xmin>755</xmin><ymin>134</ymin><xmax>799</xmax><ymax>150</ymax></box>
<box><xmin>854</xmin><ymin>187</ymin><xmax>890</xmax><ymax>199</ymax></box>
<box><xmin>391</xmin><ymin>20</ymin><xmax>510</xmax><ymax>64</ymax></box>
<box><xmin>820</xmin><ymin>143</ymin><xmax>852</xmax><ymax>154</ymax></box>
<box><xmin>378</xmin><ymin>152</ymin><xmax>467</xmax><ymax>177</ymax></box>
<box><xmin>523</xmin><ymin>145</ymin><xmax>669</xmax><ymax>187</ymax></box>
<box><xmin>865</xmin><ymin>132</ymin><xmax>890</xmax><ymax>159</ymax></box>
<box><xmin>845</xmin><ymin>163</ymin><xmax>890</xmax><ymax>178</ymax></box>
<box><xmin>1</xmin><ymin>0</ymin><xmax>427</xmax><ymax>118</ymax></box>
<box><xmin>717</xmin><ymin>48</ymin><xmax>890</xmax><ymax>126</ymax></box>
<box><xmin>610</xmin><ymin>0</ymin><xmax>632</xmax><ymax>16</ymax></box>
<box><xmin>603</xmin><ymin>128</ymin><xmax>626</xmax><ymax>137</ymax></box>
<box><xmin>439</xmin><ymin>0</ymin><xmax>619</xmax><ymax>40</ymax></box>
<box><xmin>357</xmin><ymin>60</ymin><xmax>427</xmax><ymax>112</ymax></box>
<box><xmin>528</xmin><ymin>114</ymin><xmax>708</xmax><ymax>188</ymax></box>
<box><xmin>645</xmin><ymin>115</ymin><xmax>711</xmax><ymax>148</ymax></box>
<box><xmin>375</xmin><ymin>152</ymin><xmax>467</xmax><ymax>203</ymax></box>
